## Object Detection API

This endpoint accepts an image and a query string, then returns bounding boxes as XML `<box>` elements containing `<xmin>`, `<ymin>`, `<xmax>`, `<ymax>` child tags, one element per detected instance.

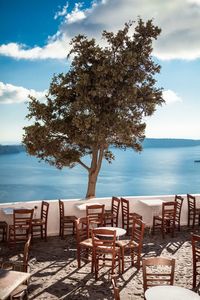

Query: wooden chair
<box><xmin>121</xmin><ymin>197</ymin><xmax>142</xmax><ymax>235</ymax></box>
<box><xmin>92</xmin><ymin>228</ymin><xmax>121</xmax><ymax>280</ymax></box>
<box><xmin>75</xmin><ymin>217</ymin><xmax>93</xmax><ymax>269</ymax></box>
<box><xmin>152</xmin><ymin>201</ymin><xmax>177</xmax><ymax>239</ymax></box>
<box><xmin>8</xmin><ymin>209</ymin><xmax>34</xmax><ymax>247</ymax></box>
<box><xmin>174</xmin><ymin>195</ymin><xmax>184</xmax><ymax>231</ymax></box>
<box><xmin>142</xmin><ymin>257</ymin><xmax>175</xmax><ymax>292</ymax></box>
<box><xmin>116</xmin><ymin>217</ymin><xmax>145</xmax><ymax>272</ymax></box>
<box><xmin>86</xmin><ymin>204</ymin><xmax>105</xmax><ymax>229</ymax></box>
<box><xmin>111</xmin><ymin>275</ymin><xmax>120</xmax><ymax>300</ymax></box>
<box><xmin>2</xmin><ymin>233</ymin><xmax>32</xmax><ymax>299</ymax></box>
<box><xmin>0</xmin><ymin>221</ymin><xmax>8</xmax><ymax>242</ymax></box>
<box><xmin>104</xmin><ymin>197</ymin><xmax>121</xmax><ymax>227</ymax></box>
<box><xmin>58</xmin><ymin>199</ymin><xmax>77</xmax><ymax>238</ymax></box>
<box><xmin>187</xmin><ymin>194</ymin><xmax>200</xmax><ymax>227</ymax></box>
<box><xmin>191</xmin><ymin>234</ymin><xmax>200</xmax><ymax>290</ymax></box>
<box><xmin>31</xmin><ymin>201</ymin><xmax>49</xmax><ymax>241</ymax></box>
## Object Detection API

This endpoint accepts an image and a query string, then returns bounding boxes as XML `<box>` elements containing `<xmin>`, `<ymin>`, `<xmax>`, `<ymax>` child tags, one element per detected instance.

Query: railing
<box><xmin>0</xmin><ymin>194</ymin><xmax>199</xmax><ymax>236</ymax></box>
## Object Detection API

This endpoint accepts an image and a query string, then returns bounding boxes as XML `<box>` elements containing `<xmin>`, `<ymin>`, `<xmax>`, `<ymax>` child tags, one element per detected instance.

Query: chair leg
<box><xmin>121</xmin><ymin>247</ymin><xmax>125</xmax><ymax>273</ymax></box>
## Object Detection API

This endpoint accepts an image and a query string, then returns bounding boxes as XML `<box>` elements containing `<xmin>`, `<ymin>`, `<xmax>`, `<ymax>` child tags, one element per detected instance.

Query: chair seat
<box><xmin>116</xmin><ymin>239</ymin><xmax>139</xmax><ymax>248</ymax></box>
<box><xmin>32</xmin><ymin>218</ymin><xmax>45</xmax><ymax>225</ymax></box>
<box><xmin>63</xmin><ymin>215</ymin><xmax>77</xmax><ymax>221</ymax></box>
<box><xmin>129</xmin><ymin>212</ymin><xmax>142</xmax><ymax>219</ymax></box>
<box><xmin>80</xmin><ymin>238</ymin><xmax>93</xmax><ymax>248</ymax></box>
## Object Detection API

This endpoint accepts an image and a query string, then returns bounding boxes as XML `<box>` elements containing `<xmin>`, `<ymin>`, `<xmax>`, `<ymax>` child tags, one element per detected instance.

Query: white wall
<box><xmin>0</xmin><ymin>194</ymin><xmax>199</xmax><ymax>236</ymax></box>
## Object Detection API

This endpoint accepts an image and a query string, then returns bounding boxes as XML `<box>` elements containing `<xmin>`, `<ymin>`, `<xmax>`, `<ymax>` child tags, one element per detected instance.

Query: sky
<box><xmin>0</xmin><ymin>0</ymin><xmax>200</xmax><ymax>144</ymax></box>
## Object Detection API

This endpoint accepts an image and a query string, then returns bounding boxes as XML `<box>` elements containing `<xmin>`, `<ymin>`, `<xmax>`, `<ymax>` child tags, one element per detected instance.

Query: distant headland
<box><xmin>1</xmin><ymin>138</ymin><xmax>200</xmax><ymax>155</ymax></box>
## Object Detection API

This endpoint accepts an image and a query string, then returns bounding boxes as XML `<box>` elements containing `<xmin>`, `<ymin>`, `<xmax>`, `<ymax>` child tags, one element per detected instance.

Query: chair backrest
<box><xmin>191</xmin><ymin>233</ymin><xmax>200</xmax><ymax>289</ymax></box>
<box><xmin>174</xmin><ymin>195</ymin><xmax>183</xmax><ymax>223</ymax></box>
<box><xmin>111</xmin><ymin>197</ymin><xmax>121</xmax><ymax>226</ymax></box>
<box><xmin>187</xmin><ymin>194</ymin><xmax>196</xmax><ymax>211</ymax></box>
<box><xmin>92</xmin><ymin>228</ymin><xmax>117</xmax><ymax>253</ymax></box>
<box><xmin>131</xmin><ymin>217</ymin><xmax>145</xmax><ymax>247</ymax></box>
<box><xmin>13</xmin><ymin>209</ymin><xmax>34</xmax><ymax>232</ymax></box>
<box><xmin>41</xmin><ymin>201</ymin><xmax>49</xmax><ymax>224</ymax></box>
<box><xmin>75</xmin><ymin>217</ymin><xmax>89</xmax><ymax>244</ymax></box>
<box><xmin>162</xmin><ymin>201</ymin><xmax>177</xmax><ymax>221</ymax></box>
<box><xmin>58</xmin><ymin>199</ymin><xmax>65</xmax><ymax>219</ymax></box>
<box><xmin>23</xmin><ymin>233</ymin><xmax>32</xmax><ymax>272</ymax></box>
<box><xmin>111</xmin><ymin>276</ymin><xmax>120</xmax><ymax>300</ymax></box>
<box><xmin>142</xmin><ymin>257</ymin><xmax>175</xmax><ymax>292</ymax></box>
<box><xmin>121</xmin><ymin>197</ymin><xmax>129</xmax><ymax>220</ymax></box>
<box><xmin>86</xmin><ymin>204</ymin><xmax>105</xmax><ymax>226</ymax></box>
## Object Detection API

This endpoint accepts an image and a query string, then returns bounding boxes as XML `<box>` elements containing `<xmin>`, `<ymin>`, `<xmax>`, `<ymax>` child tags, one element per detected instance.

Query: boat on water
<box><xmin>194</xmin><ymin>160</ymin><xmax>200</xmax><ymax>162</ymax></box>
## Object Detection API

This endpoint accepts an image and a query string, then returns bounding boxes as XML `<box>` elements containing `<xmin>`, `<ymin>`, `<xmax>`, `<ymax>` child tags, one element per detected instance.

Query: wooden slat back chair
<box><xmin>92</xmin><ymin>228</ymin><xmax>121</xmax><ymax>280</ymax></box>
<box><xmin>9</xmin><ymin>209</ymin><xmax>34</xmax><ymax>247</ymax></box>
<box><xmin>86</xmin><ymin>204</ymin><xmax>105</xmax><ymax>231</ymax></box>
<box><xmin>187</xmin><ymin>194</ymin><xmax>200</xmax><ymax>227</ymax></box>
<box><xmin>0</xmin><ymin>221</ymin><xmax>8</xmax><ymax>242</ymax></box>
<box><xmin>58</xmin><ymin>199</ymin><xmax>77</xmax><ymax>238</ymax></box>
<box><xmin>2</xmin><ymin>234</ymin><xmax>32</xmax><ymax>299</ymax></box>
<box><xmin>152</xmin><ymin>201</ymin><xmax>177</xmax><ymax>239</ymax></box>
<box><xmin>111</xmin><ymin>275</ymin><xmax>120</xmax><ymax>300</ymax></box>
<box><xmin>31</xmin><ymin>201</ymin><xmax>49</xmax><ymax>241</ymax></box>
<box><xmin>116</xmin><ymin>217</ymin><xmax>145</xmax><ymax>273</ymax></box>
<box><xmin>75</xmin><ymin>217</ymin><xmax>93</xmax><ymax>270</ymax></box>
<box><xmin>121</xmin><ymin>197</ymin><xmax>142</xmax><ymax>235</ymax></box>
<box><xmin>191</xmin><ymin>234</ymin><xmax>200</xmax><ymax>290</ymax></box>
<box><xmin>142</xmin><ymin>257</ymin><xmax>175</xmax><ymax>293</ymax></box>
<box><xmin>174</xmin><ymin>195</ymin><xmax>184</xmax><ymax>231</ymax></box>
<box><xmin>104</xmin><ymin>197</ymin><xmax>121</xmax><ymax>227</ymax></box>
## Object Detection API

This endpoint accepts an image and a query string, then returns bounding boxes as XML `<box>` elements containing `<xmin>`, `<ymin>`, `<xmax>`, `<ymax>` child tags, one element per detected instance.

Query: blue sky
<box><xmin>0</xmin><ymin>0</ymin><xmax>200</xmax><ymax>144</ymax></box>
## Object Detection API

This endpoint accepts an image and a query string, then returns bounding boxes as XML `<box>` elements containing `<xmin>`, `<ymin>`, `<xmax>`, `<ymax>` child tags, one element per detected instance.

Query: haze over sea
<box><xmin>0</xmin><ymin>142</ymin><xmax>200</xmax><ymax>204</ymax></box>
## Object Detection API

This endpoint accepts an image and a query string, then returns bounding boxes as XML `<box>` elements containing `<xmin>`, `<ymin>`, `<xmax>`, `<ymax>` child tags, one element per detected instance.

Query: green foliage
<box><xmin>23</xmin><ymin>19</ymin><xmax>164</xmax><ymax>197</ymax></box>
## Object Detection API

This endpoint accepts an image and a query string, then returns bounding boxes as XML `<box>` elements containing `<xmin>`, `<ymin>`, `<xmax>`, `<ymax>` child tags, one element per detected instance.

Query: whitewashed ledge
<box><xmin>0</xmin><ymin>194</ymin><xmax>199</xmax><ymax>237</ymax></box>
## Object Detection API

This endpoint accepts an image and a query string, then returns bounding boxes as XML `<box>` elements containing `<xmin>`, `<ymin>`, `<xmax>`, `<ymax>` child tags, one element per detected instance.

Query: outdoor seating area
<box><xmin>1</xmin><ymin>195</ymin><xmax>200</xmax><ymax>299</ymax></box>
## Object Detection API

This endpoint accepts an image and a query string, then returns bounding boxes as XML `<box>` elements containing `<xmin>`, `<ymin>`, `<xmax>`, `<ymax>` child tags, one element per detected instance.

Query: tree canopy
<box><xmin>23</xmin><ymin>19</ymin><xmax>164</xmax><ymax>199</ymax></box>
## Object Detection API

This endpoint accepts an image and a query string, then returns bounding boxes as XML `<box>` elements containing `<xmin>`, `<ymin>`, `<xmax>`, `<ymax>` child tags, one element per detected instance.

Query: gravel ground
<box><xmin>0</xmin><ymin>226</ymin><xmax>200</xmax><ymax>300</ymax></box>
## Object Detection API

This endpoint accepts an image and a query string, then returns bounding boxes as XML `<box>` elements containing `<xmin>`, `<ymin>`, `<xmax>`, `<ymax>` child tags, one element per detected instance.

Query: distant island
<box><xmin>1</xmin><ymin>138</ymin><xmax>200</xmax><ymax>155</ymax></box>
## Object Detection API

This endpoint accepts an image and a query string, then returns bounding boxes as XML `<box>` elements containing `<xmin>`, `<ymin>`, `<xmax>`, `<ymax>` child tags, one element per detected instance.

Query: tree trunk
<box><xmin>85</xmin><ymin>146</ymin><xmax>104</xmax><ymax>199</ymax></box>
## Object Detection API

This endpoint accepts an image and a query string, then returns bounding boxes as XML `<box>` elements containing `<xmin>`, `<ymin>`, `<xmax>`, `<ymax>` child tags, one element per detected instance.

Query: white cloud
<box><xmin>1</xmin><ymin>0</ymin><xmax>200</xmax><ymax>60</ymax></box>
<box><xmin>0</xmin><ymin>82</ymin><xmax>46</xmax><ymax>104</ymax></box>
<box><xmin>163</xmin><ymin>90</ymin><xmax>182</xmax><ymax>105</ymax></box>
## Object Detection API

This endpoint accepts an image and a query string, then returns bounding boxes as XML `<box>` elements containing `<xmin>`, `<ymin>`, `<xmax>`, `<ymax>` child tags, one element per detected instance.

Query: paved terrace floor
<box><xmin>0</xmin><ymin>226</ymin><xmax>200</xmax><ymax>300</ymax></box>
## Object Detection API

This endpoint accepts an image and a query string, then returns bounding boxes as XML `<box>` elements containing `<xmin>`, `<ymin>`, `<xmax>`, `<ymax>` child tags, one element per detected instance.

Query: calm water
<box><xmin>0</xmin><ymin>146</ymin><xmax>200</xmax><ymax>203</ymax></box>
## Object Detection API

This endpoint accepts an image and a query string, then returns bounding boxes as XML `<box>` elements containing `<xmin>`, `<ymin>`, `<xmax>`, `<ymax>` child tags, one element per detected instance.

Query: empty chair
<box><xmin>111</xmin><ymin>275</ymin><xmax>120</xmax><ymax>300</ymax></box>
<box><xmin>152</xmin><ymin>201</ymin><xmax>177</xmax><ymax>239</ymax></box>
<box><xmin>142</xmin><ymin>257</ymin><xmax>175</xmax><ymax>293</ymax></box>
<box><xmin>31</xmin><ymin>201</ymin><xmax>49</xmax><ymax>241</ymax></box>
<box><xmin>58</xmin><ymin>199</ymin><xmax>77</xmax><ymax>238</ymax></box>
<box><xmin>86</xmin><ymin>204</ymin><xmax>105</xmax><ymax>229</ymax></box>
<box><xmin>0</xmin><ymin>221</ymin><xmax>8</xmax><ymax>242</ymax></box>
<box><xmin>116</xmin><ymin>217</ymin><xmax>145</xmax><ymax>272</ymax></box>
<box><xmin>187</xmin><ymin>194</ymin><xmax>200</xmax><ymax>227</ymax></box>
<box><xmin>8</xmin><ymin>209</ymin><xmax>34</xmax><ymax>247</ymax></box>
<box><xmin>92</xmin><ymin>228</ymin><xmax>121</xmax><ymax>280</ymax></box>
<box><xmin>104</xmin><ymin>197</ymin><xmax>121</xmax><ymax>227</ymax></box>
<box><xmin>174</xmin><ymin>195</ymin><xmax>184</xmax><ymax>231</ymax></box>
<box><xmin>121</xmin><ymin>197</ymin><xmax>142</xmax><ymax>235</ymax></box>
<box><xmin>75</xmin><ymin>216</ymin><xmax>93</xmax><ymax>269</ymax></box>
<box><xmin>191</xmin><ymin>234</ymin><xmax>200</xmax><ymax>290</ymax></box>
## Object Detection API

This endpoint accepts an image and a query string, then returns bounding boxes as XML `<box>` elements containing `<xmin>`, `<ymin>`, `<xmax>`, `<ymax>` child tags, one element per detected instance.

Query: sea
<box><xmin>0</xmin><ymin>146</ymin><xmax>200</xmax><ymax>204</ymax></box>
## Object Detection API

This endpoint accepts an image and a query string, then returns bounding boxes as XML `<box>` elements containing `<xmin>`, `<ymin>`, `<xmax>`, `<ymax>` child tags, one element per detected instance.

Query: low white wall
<box><xmin>0</xmin><ymin>194</ymin><xmax>199</xmax><ymax>236</ymax></box>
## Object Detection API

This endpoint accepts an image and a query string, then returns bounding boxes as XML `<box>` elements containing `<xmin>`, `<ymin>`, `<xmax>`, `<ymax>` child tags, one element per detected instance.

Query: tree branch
<box><xmin>78</xmin><ymin>159</ymin><xmax>90</xmax><ymax>171</ymax></box>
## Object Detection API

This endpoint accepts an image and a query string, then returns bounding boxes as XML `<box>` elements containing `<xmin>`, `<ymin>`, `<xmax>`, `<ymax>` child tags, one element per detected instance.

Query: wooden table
<box><xmin>0</xmin><ymin>269</ymin><xmax>31</xmax><ymax>300</ymax></box>
<box><xmin>145</xmin><ymin>285</ymin><xmax>200</xmax><ymax>300</ymax></box>
<box><xmin>96</xmin><ymin>227</ymin><xmax>126</xmax><ymax>238</ymax></box>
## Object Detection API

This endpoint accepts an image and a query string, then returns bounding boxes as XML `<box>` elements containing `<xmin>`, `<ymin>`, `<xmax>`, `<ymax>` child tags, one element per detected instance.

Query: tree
<box><xmin>23</xmin><ymin>19</ymin><xmax>164</xmax><ymax>199</ymax></box>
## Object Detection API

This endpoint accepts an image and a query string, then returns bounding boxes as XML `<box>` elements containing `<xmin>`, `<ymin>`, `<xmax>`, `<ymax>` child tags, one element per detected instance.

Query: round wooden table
<box><xmin>96</xmin><ymin>227</ymin><xmax>126</xmax><ymax>238</ymax></box>
<box><xmin>145</xmin><ymin>285</ymin><xmax>200</xmax><ymax>300</ymax></box>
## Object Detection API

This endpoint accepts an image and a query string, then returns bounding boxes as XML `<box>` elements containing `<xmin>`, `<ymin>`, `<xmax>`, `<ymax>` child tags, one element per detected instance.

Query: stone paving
<box><xmin>0</xmin><ymin>226</ymin><xmax>200</xmax><ymax>299</ymax></box>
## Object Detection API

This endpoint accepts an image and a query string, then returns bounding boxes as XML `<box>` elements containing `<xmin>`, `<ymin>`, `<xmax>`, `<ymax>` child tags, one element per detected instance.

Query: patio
<box><xmin>0</xmin><ymin>226</ymin><xmax>199</xmax><ymax>300</ymax></box>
